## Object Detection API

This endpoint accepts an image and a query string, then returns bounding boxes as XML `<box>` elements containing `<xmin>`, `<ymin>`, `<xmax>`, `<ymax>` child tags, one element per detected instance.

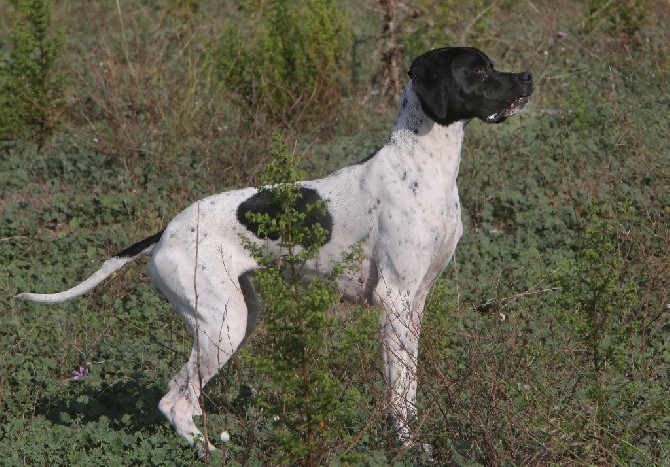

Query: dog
<box><xmin>16</xmin><ymin>47</ymin><xmax>533</xmax><ymax>454</ymax></box>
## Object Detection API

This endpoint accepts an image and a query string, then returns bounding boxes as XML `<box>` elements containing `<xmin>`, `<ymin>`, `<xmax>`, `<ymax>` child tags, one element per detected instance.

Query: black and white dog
<box><xmin>17</xmin><ymin>47</ymin><xmax>533</xmax><ymax>453</ymax></box>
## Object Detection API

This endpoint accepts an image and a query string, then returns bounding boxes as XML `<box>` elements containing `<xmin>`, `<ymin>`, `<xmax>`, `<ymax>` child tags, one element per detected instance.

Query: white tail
<box><xmin>15</xmin><ymin>257</ymin><xmax>135</xmax><ymax>304</ymax></box>
<box><xmin>15</xmin><ymin>231</ymin><xmax>163</xmax><ymax>304</ymax></box>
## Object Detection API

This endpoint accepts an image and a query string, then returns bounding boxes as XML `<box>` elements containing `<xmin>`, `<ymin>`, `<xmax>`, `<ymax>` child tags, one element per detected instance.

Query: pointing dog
<box><xmin>17</xmin><ymin>47</ymin><xmax>533</xmax><ymax>454</ymax></box>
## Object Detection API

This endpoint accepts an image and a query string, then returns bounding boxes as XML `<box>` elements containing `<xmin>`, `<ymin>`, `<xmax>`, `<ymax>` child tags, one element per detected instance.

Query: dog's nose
<box><xmin>519</xmin><ymin>71</ymin><xmax>532</xmax><ymax>82</ymax></box>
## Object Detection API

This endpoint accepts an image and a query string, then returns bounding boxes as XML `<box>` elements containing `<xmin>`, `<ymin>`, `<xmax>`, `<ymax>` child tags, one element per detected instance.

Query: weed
<box><xmin>215</xmin><ymin>0</ymin><xmax>352</xmax><ymax>127</ymax></box>
<box><xmin>584</xmin><ymin>0</ymin><xmax>649</xmax><ymax>38</ymax></box>
<box><xmin>0</xmin><ymin>0</ymin><xmax>64</xmax><ymax>146</ymax></box>
<box><xmin>238</xmin><ymin>134</ymin><xmax>369</xmax><ymax>464</ymax></box>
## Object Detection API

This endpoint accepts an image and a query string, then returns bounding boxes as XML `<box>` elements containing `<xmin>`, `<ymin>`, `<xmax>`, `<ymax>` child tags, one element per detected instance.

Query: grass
<box><xmin>1</xmin><ymin>0</ymin><xmax>668</xmax><ymax>464</ymax></box>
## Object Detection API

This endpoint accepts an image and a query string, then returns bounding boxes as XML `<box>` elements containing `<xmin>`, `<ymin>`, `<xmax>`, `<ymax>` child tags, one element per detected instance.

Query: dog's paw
<box><xmin>196</xmin><ymin>442</ymin><xmax>217</xmax><ymax>461</ymax></box>
<box><xmin>193</xmin><ymin>434</ymin><xmax>218</xmax><ymax>461</ymax></box>
<box><xmin>416</xmin><ymin>442</ymin><xmax>434</xmax><ymax>462</ymax></box>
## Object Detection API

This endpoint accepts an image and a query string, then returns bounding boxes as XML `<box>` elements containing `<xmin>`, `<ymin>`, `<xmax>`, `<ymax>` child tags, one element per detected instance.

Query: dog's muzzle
<box><xmin>485</xmin><ymin>72</ymin><xmax>533</xmax><ymax>123</ymax></box>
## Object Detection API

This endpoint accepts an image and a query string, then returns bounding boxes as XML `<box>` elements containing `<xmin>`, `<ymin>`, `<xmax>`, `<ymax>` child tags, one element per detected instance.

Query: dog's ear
<box><xmin>409</xmin><ymin>49</ymin><xmax>451</xmax><ymax>122</ymax></box>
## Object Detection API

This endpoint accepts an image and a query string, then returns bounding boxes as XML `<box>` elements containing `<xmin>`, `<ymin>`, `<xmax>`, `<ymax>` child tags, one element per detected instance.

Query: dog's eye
<box><xmin>473</xmin><ymin>67</ymin><xmax>488</xmax><ymax>81</ymax></box>
<box><xmin>472</xmin><ymin>66</ymin><xmax>489</xmax><ymax>83</ymax></box>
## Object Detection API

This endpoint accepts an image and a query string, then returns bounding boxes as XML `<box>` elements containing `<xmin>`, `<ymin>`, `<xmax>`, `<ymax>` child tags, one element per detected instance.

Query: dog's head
<box><xmin>409</xmin><ymin>47</ymin><xmax>533</xmax><ymax>126</ymax></box>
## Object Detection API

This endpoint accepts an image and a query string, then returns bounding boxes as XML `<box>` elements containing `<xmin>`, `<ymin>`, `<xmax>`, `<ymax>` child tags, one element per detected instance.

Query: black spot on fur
<box><xmin>237</xmin><ymin>187</ymin><xmax>333</xmax><ymax>243</ymax></box>
<box><xmin>115</xmin><ymin>230</ymin><xmax>164</xmax><ymax>258</ymax></box>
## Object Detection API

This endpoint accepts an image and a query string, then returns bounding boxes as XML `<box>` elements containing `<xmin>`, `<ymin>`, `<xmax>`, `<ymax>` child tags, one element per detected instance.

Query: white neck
<box><xmin>387</xmin><ymin>82</ymin><xmax>466</xmax><ymax>188</ymax></box>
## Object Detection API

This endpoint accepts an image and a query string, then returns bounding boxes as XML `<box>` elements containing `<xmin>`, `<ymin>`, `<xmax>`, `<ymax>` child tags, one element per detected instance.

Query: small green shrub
<box><xmin>550</xmin><ymin>200</ymin><xmax>669</xmax><ymax>464</ymax></box>
<box><xmin>404</xmin><ymin>0</ymin><xmax>496</xmax><ymax>60</ymax></box>
<box><xmin>239</xmin><ymin>133</ymin><xmax>367</xmax><ymax>465</ymax></box>
<box><xmin>584</xmin><ymin>0</ymin><xmax>649</xmax><ymax>37</ymax></box>
<box><xmin>0</xmin><ymin>0</ymin><xmax>64</xmax><ymax>146</ymax></box>
<box><xmin>216</xmin><ymin>0</ymin><xmax>352</xmax><ymax>125</ymax></box>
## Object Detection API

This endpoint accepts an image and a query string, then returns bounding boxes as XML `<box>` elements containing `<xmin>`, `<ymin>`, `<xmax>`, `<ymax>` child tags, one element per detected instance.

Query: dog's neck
<box><xmin>388</xmin><ymin>82</ymin><xmax>465</xmax><ymax>188</ymax></box>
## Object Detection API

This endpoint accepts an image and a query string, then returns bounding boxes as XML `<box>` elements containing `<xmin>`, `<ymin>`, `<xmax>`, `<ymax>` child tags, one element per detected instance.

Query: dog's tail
<box><xmin>15</xmin><ymin>230</ymin><xmax>164</xmax><ymax>304</ymax></box>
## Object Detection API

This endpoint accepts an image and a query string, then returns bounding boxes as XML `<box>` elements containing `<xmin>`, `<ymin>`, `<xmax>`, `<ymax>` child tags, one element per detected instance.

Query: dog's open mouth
<box><xmin>485</xmin><ymin>96</ymin><xmax>529</xmax><ymax>123</ymax></box>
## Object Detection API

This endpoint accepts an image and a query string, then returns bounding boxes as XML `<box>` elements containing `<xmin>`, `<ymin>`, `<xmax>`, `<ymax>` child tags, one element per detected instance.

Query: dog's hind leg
<box><xmin>239</xmin><ymin>273</ymin><xmax>260</xmax><ymax>344</ymax></box>
<box><xmin>158</xmin><ymin>282</ymin><xmax>250</xmax><ymax>456</ymax></box>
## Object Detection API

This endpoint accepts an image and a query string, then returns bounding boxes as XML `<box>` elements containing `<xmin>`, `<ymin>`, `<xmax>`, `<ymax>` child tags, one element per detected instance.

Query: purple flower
<box><xmin>557</xmin><ymin>30</ymin><xmax>567</xmax><ymax>38</ymax></box>
<box><xmin>72</xmin><ymin>366</ymin><xmax>89</xmax><ymax>381</ymax></box>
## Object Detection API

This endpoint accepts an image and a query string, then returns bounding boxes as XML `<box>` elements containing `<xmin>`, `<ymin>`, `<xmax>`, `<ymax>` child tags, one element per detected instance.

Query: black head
<box><xmin>408</xmin><ymin>47</ymin><xmax>533</xmax><ymax>126</ymax></box>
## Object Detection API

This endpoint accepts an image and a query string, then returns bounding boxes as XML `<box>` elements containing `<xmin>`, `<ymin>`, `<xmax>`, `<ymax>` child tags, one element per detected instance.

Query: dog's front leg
<box><xmin>375</xmin><ymin>282</ymin><xmax>426</xmax><ymax>444</ymax></box>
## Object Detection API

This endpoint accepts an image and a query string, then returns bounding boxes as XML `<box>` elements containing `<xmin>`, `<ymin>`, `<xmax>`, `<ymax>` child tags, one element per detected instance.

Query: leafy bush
<box><xmin>0</xmin><ymin>0</ymin><xmax>63</xmax><ymax>146</ymax></box>
<box><xmin>238</xmin><ymin>134</ymin><xmax>368</xmax><ymax>464</ymax></box>
<box><xmin>549</xmin><ymin>202</ymin><xmax>669</xmax><ymax>463</ymax></box>
<box><xmin>404</xmin><ymin>0</ymin><xmax>495</xmax><ymax>57</ymax></box>
<box><xmin>216</xmin><ymin>0</ymin><xmax>352</xmax><ymax>125</ymax></box>
<box><xmin>584</xmin><ymin>0</ymin><xmax>649</xmax><ymax>37</ymax></box>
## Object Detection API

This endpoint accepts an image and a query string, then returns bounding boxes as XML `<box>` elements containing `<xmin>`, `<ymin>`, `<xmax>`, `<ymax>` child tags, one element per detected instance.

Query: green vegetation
<box><xmin>0</xmin><ymin>0</ymin><xmax>63</xmax><ymax>145</ymax></box>
<box><xmin>216</xmin><ymin>0</ymin><xmax>351</xmax><ymax>125</ymax></box>
<box><xmin>238</xmin><ymin>133</ymin><xmax>369</xmax><ymax>464</ymax></box>
<box><xmin>1</xmin><ymin>0</ymin><xmax>668</xmax><ymax>464</ymax></box>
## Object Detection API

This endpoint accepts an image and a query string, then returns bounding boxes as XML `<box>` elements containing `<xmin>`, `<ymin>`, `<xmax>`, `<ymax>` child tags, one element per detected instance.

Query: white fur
<box><xmin>15</xmin><ymin>257</ymin><xmax>133</xmax><ymax>304</ymax></box>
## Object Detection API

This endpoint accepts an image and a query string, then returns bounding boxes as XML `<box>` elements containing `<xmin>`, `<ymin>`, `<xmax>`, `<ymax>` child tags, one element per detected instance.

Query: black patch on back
<box><xmin>237</xmin><ymin>187</ymin><xmax>333</xmax><ymax>243</ymax></box>
<box><xmin>115</xmin><ymin>230</ymin><xmax>164</xmax><ymax>258</ymax></box>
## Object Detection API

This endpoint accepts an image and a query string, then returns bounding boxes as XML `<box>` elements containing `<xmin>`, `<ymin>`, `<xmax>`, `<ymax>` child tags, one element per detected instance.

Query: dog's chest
<box><xmin>373</xmin><ymin>122</ymin><xmax>465</xmax><ymax>268</ymax></box>
<box><xmin>378</xmin><ymin>124</ymin><xmax>463</xmax><ymax>215</ymax></box>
